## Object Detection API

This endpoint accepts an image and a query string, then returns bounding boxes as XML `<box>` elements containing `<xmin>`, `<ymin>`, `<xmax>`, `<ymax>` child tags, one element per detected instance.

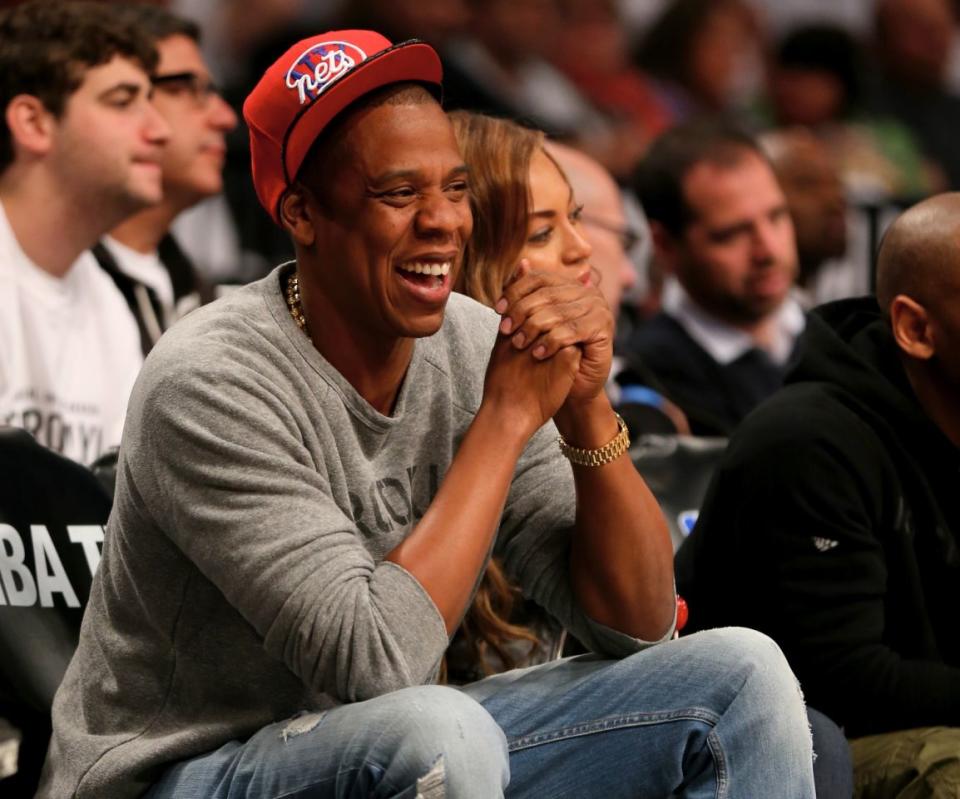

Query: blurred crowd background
<box><xmin>19</xmin><ymin>0</ymin><xmax>960</xmax><ymax>316</ymax></box>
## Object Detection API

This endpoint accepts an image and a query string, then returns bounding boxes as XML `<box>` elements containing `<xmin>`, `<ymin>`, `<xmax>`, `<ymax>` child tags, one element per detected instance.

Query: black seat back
<box><xmin>630</xmin><ymin>434</ymin><xmax>728</xmax><ymax>552</ymax></box>
<box><xmin>0</xmin><ymin>427</ymin><xmax>112</xmax><ymax>794</ymax></box>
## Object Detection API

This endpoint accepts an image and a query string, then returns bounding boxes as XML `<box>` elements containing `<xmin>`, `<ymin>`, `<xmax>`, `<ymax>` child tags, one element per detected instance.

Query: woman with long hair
<box><xmin>450</xmin><ymin>111</ymin><xmax>593</xmax><ymax>306</ymax></box>
<box><xmin>442</xmin><ymin>111</ymin><xmax>595</xmax><ymax>683</ymax></box>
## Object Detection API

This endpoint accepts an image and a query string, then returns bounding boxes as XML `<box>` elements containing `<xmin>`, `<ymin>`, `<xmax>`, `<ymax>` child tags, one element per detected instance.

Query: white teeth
<box><xmin>398</xmin><ymin>261</ymin><xmax>451</xmax><ymax>276</ymax></box>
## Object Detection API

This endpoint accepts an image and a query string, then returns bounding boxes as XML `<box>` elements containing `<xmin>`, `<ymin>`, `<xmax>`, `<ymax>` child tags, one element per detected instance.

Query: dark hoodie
<box><xmin>675</xmin><ymin>297</ymin><xmax>960</xmax><ymax>737</ymax></box>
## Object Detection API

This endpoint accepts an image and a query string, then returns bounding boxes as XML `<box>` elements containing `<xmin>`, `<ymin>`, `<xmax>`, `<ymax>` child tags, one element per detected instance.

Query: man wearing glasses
<box><xmin>545</xmin><ymin>140</ymin><xmax>640</xmax><ymax>319</ymax></box>
<box><xmin>546</xmin><ymin>141</ymin><xmax>695</xmax><ymax>436</ymax></box>
<box><xmin>94</xmin><ymin>5</ymin><xmax>237</xmax><ymax>355</ymax></box>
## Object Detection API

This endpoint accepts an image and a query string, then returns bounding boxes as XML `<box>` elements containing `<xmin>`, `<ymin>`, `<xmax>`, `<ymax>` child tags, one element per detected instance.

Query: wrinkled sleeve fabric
<box><xmin>127</xmin><ymin>345</ymin><xmax>448</xmax><ymax>704</ymax></box>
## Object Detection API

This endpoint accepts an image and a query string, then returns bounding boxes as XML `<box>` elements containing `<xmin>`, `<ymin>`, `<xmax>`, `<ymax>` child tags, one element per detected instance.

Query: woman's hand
<box><xmin>494</xmin><ymin>265</ymin><xmax>614</xmax><ymax>405</ymax></box>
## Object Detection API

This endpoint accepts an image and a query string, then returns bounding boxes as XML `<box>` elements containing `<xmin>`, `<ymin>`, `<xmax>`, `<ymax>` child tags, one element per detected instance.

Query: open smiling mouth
<box><xmin>396</xmin><ymin>261</ymin><xmax>452</xmax><ymax>291</ymax></box>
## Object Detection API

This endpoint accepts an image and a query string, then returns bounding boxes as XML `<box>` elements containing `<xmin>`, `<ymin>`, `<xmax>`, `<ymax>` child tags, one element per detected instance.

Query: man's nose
<box><xmin>752</xmin><ymin>219</ymin><xmax>782</xmax><ymax>264</ymax></box>
<box><xmin>208</xmin><ymin>94</ymin><xmax>238</xmax><ymax>132</ymax></box>
<box><xmin>145</xmin><ymin>102</ymin><xmax>171</xmax><ymax>146</ymax></box>
<box><xmin>620</xmin><ymin>255</ymin><xmax>637</xmax><ymax>291</ymax></box>
<box><xmin>415</xmin><ymin>192</ymin><xmax>466</xmax><ymax>236</ymax></box>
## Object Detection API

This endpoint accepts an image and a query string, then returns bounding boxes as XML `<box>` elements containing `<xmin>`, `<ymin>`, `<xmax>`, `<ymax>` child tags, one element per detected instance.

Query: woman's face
<box><xmin>519</xmin><ymin>149</ymin><xmax>592</xmax><ymax>284</ymax></box>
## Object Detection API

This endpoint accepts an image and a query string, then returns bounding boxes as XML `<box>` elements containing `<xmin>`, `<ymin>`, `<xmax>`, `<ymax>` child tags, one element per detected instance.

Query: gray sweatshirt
<box><xmin>40</xmin><ymin>266</ymin><xmax>661</xmax><ymax>798</ymax></box>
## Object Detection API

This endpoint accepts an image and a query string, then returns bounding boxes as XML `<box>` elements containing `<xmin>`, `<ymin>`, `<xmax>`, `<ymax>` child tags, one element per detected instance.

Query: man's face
<box><xmin>51</xmin><ymin>55</ymin><xmax>169</xmax><ymax>216</ymax></box>
<box><xmin>775</xmin><ymin>139</ymin><xmax>847</xmax><ymax>271</ymax></box>
<box><xmin>483</xmin><ymin>0</ymin><xmax>559</xmax><ymax>60</ymax></box>
<box><xmin>578</xmin><ymin>177</ymin><xmax>637</xmax><ymax>316</ymax></box>
<box><xmin>304</xmin><ymin>101</ymin><xmax>473</xmax><ymax>343</ymax></box>
<box><xmin>151</xmin><ymin>34</ymin><xmax>237</xmax><ymax>212</ymax></box>
<box><xmin>547</xmin><ymin>143</ymin><xmax>638</xmax><ymax>316</ymax></box>
<box><xmin>668</xmin><ymin>151</ymin><xmax>798</xmax><ymax>325</ymax></box>
<box><xmin>879</xmin><ymin>0</ymin><xmax>953</xmax><ymax>87</ymax></box>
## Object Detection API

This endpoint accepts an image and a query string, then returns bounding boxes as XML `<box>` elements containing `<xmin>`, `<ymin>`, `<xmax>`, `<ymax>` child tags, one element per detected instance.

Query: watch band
<box><xmin>557</xmin><ymin>413</ymin><xmax>630</xmax><ymax>466</ymax></box>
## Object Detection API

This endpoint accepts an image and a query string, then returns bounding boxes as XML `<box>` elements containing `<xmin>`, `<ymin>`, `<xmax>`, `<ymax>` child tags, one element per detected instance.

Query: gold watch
<box><xmin>557</xmin><ymin>413</ymin><xmax>630</xmax><ymax>466</ymax></box>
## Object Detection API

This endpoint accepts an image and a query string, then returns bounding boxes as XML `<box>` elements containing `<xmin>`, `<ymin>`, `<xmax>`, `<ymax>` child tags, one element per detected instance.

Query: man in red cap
<box><xmin>41</xmin><ymin>30</ymin><xmax>816</xmax><ymax>798</ymax></box>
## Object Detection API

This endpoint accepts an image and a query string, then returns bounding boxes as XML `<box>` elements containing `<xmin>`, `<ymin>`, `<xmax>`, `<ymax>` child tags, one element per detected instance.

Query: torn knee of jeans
<box><xmin>280</xmin><ymin>711</ymin><xmax>327</xmax><ymax>742</ymax></box>
<box><xmin>415</xmin><ymin>754</ymin><xmax>445</xmax><ymax>799</ymax></box>
<box><xmin>793</xmin><ymin>679</ymin><xmax>816</xmax><ymax>762</ymax></box>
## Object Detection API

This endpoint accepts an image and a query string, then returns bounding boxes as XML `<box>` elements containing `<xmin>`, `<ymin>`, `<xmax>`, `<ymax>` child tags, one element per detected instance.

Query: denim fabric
<box><xmin>145</xmin><ymin>628</ymin><xmax>815</xmax><ymax>798</ymax></box>
<box><xmin>807</xmin><ymin>707</ymin><xmax>854</xmax><ymax>799</ymax></box>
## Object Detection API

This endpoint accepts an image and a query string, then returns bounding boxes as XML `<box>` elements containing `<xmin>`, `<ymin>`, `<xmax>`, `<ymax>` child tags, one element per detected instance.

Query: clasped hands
<box><xmin>482</xmin><ymin>263</ymin><xmax>614</xmax><ymax>438</ymax></box>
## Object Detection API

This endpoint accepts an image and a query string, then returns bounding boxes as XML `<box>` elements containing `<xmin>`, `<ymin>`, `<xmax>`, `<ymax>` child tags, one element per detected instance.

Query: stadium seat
<box><xmin>0</xmin><ymin>427</ymin><xmax>112</xmax><ymax>795</ymax></box>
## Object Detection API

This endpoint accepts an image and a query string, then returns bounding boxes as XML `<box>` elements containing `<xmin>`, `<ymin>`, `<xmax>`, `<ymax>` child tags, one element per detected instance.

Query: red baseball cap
<box><xmin>243</xmin><ymin>30</ymin><xmax>443</xmax><ymax>225</ymax></box>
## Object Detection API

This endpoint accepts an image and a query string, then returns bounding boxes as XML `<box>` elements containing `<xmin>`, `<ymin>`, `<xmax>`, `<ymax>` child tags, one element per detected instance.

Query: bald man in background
<box><xmin>676</xmin><ymin>192</ymin><xmax>960</xmax><ymax>796</ymax></box>
<box><xmin>545</xmin><ymin>141</ymin><xmax>638</xmax><ymax>316</ymax></box>
<box><xmin>547</xmin><ymin>141</ymin><xmax>689</xmax><ymax>434</ymax></box>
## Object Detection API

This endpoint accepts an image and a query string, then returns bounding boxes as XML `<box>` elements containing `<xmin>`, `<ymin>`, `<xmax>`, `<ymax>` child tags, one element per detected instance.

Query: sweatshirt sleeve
<box><xmin>713</xmin><ymin>403</ymin><xmax>960</xmax><ymax>735</ymax></box>
<box><xmin>496</xmin><ymin>421</ymin><xmax>674</xmax><ymax>657</ymax></box>
<box><xmin>128</xmin><ymin>351</ymin><xmax>448</xmax><ymax>704</ymax></box>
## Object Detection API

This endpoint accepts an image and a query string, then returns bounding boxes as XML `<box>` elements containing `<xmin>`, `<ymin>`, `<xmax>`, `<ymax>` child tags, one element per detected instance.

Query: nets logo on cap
<box><xmin>285</xmin><ymin>41</ymin><xmax>368</xmax><ymax>105</ymax></box>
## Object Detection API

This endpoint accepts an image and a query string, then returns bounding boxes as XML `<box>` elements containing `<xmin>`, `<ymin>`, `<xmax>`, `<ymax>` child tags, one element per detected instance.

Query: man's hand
<box><xmin>483</xmin><ymin>332</ymin><xmax>581</xmax><ymax>439</ymax></box>
<box><xmin>494</xmin><ymin>266</ymin><xmax>613</xmax><ymax>405</ymax></box>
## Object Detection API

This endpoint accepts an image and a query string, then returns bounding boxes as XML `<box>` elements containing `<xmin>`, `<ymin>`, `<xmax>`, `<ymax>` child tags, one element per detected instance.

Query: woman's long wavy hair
<box><xmin>449</xmin><ymin>111</ymin><xmax>546</xmax><ymax>307</ymax></box>
<box><xmin>440</xmin><ymin>112</ymin><xmax>560</xmax><ymax>683</ymax></box>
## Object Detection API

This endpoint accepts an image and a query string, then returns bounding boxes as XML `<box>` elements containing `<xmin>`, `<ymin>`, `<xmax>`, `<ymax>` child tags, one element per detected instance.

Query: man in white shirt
<box><xmin>95</xmin><ymin>5</ymin><xmax>238</xmax><ymax>355</ymax></box>
<box><xmin>0</xmin><ymin>0</ymin><xmax>169</xmax><ymax>464</ymax></box>
<box><xmin>624</xmin><ymin>119</ymin><xmax>805</xmax><ymax>436</ymax></box>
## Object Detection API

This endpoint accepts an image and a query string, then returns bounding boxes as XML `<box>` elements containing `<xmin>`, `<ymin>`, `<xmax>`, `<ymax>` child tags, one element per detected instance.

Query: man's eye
<box><xmin>446</xmin><ymin>180</ymin><xmax>469</xmax><ymax>198</ymax></box>
<box><xmin>159</xmin><ymin>83</ymin><xmax>191</xmax><ymax>97</ymax></box>
<box><xmin>107</xmin><ymin>94</ymin><xmax>136</xmax><ymax>109</ymax></box>
<box><xmin>381</xmin><ymin>188</ymin><xmax>417</xmax><ymax>201</ymax></box>
<box><xmin>709</xmin><ymin>226</ymin><xmax>745</xmax><ymax>244</ymax></box>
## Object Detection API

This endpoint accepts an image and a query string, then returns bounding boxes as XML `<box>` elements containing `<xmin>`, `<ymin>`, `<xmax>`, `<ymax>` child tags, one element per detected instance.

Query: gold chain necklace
<box><xmin>285</xmin><ymin>271</ymin><xmax>309</xmax><ymax>335</ymax></box>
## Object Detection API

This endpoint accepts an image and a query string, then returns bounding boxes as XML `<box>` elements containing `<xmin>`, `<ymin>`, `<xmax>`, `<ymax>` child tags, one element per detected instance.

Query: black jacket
<box><xmin>620</xmin><ymin>313</ymin><xmax>796</xmax><ymax>436</ymax></box>
<box><xmin>92</xmin><ymin>235</ymin><xmax>213</xmax><ymax>356</ymax></box>
<box><xmin>675</xmin><ymin>297</ymin><xmax>960</xmax><ymax>736</ymax></box>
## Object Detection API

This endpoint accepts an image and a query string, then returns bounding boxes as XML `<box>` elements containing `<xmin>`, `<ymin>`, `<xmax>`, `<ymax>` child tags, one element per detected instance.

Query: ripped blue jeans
<box><xmin>143</xmin><ymin>628</ymin><xmax>816</xmax><ymax>798</ymax></box>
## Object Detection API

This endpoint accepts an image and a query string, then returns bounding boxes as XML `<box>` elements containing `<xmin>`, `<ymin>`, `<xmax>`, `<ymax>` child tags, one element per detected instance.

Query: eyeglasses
<box><xmin>580</xmin><ymin>214</ymin><xmax>643</xmax><ymax>254</ymax></box>
<box><xmin>152</xmin><ymin>71</ymin><xmax>221</xmax><ymax>107</ymax></box>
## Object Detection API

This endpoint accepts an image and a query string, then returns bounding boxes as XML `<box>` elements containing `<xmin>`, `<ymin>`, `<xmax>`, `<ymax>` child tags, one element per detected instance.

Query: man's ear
<box><xmin>890</xmin><ymin>294</ymin><xmax>935</xmax><ymax>360</ymax></box>
<box><xmin>648</xmin><ymin>220</ymin><xmax>679</xmax><ymax>276</ymax></box>
<box><xmin>279</xmin><ymin>185</ymin><xmax>316</xmax><ymax>247</ymax></box>
<box><xmin>5</xmin><ymin>95</ymin><xmax>56</xmax><ymax>158</ymax></box>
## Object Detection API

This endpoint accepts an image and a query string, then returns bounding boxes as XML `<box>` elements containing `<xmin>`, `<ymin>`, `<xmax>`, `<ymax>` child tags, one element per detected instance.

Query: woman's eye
<box><xmin>570</xmin><ymin>204</ymin><xmax>585</xmax><ymax>224</ymax></box>
<box><xmin>528</xmin><ymin>226</ymin><xmax>553</xmax><ymax>244</ymax></box>
<box><xmin>446</xmin><ymin>180</ymin><xmax>469</xmax><ymax>199</ymax></box>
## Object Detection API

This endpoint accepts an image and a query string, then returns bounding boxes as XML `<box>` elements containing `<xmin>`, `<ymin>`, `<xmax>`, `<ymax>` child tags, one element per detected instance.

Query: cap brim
<box><xmin>282</xmin><ymin>41</ymin><xmax>442</xmax><ymax>188</ymax></box>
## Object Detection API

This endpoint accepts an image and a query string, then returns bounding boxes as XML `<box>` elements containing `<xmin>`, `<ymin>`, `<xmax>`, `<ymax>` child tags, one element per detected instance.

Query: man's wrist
<box><xmin>554</xmin><ymin>395</ymin><xmax>619</xmax><ymax>450</ymax></box>
<box><xmin>559</xmin><ymin>413</ymin><xmax>629</xmax><ymax>466</ymax></box>
<box><xmin>473</xmin><ymin>400</ymin><xmax>539</xmax><ymax>453</ymax></box>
